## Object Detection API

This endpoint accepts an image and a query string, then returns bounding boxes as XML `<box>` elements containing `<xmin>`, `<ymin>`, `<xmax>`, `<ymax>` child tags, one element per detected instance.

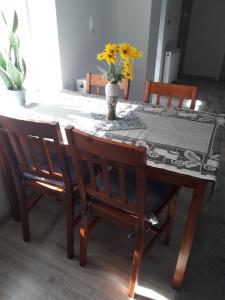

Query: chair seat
<box><xmin>96</xmin><ymin>168</ymin><xmax>174</xmax><ymax>215</ymax></box>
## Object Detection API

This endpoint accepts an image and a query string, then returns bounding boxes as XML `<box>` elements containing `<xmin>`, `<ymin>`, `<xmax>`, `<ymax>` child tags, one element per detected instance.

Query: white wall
<box><xmin>55</xmin><ymin>0</ymin><xmax>112</xmax><ymax>90</ymax></box>
<box><xmin>155</xmin><ymin>0</ymin><xmax>182</xmax><ymax>81</ymax></box>
<box><xmin>154</xmin><ymin>0</ymin><xmax>167</xmax><ymax>82</ymax></box>
<box><xmin>163</xmin><ymin>0</ymin><xmax>182</xmax><ymax>51</ymax></box>
<box><xmin>100</xmin><ymin>0</ymin><xmax>118</xmax><ymax>43</ymax></box>
<box><xmin>183</xmin><ymin>0</ymin><xmax>225</xmax><ymax>80</ymax></box>
<box><xmin>146</xmin><ymin>0</ymin><xmax>163</xmax><ymax>82</ymax></box>
<box><xmin>117</xmin><ymin>0</ymin><xmax>152</xmax><ymax>100</ymax></box>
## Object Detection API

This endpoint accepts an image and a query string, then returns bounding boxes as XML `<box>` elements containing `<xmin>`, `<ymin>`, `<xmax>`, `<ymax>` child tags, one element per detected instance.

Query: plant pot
<box><xmin>4</xmin><ymin>89</ymin><xmax>26</xmax><ymax>107</ymax></box>
<box><xmin>105</xmin><ymin>82</ymin><xmax>120</xmax><ymax>120</ymax></box>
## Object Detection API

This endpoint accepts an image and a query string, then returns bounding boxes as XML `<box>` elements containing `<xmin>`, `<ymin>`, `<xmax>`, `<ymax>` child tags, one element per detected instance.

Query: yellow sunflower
<box><xmin>104</xmin><ymin>52</ymin><xmax>117</xmax><ymax>65</ymax></box>
<box><xmin>119</xmin><ymin>43</ymin><xmax>132</xmax><ymax>59</ymax></box>
<box><xmin>123</xmin><ymin>60</ymin><xmax>132</xmax><ymax>69</ymax></box>
<box><xmin>97</xmin><ymin>52</ymin><xmax>105</xmax><ymax>61</ymax></box>
<box><xmin>105</xmin><ymin>43</ymin><xmax>118</xmax><ymax>55</ymax></box>
<box><xmin>122</xmin><ymin>65</ymin><xmax>134</xmax><ymax>80</ymax></box>
<box><xmin>129</xmin><ymin>47</ymin><xmax>143</xmax><ymax>59</ymax></box>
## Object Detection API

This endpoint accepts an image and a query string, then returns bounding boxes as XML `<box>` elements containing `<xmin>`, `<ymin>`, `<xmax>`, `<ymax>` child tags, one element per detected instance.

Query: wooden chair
<box><xmin>144</xmin><ymin>81</ymin><xmax>198</xmax><ymax>110</ymax></box>
<box><xmin>86</xmin><ymin>73</ymin><xmax>130</xmax><ymax>100</ymax></box>
<box><xmin>66</xmin><ymin>127</ymin><xmax>179</xmax><ymax>298</ymax></box>
<box><xmin>0</xmin><ymin>115</ymin><xmax>79</xmax><ymax>259</ymax></box>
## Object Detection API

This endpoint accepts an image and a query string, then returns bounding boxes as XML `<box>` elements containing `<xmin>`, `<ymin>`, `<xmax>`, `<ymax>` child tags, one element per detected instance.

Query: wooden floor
<box><xmin>0</xmin><ymin>188</ymin><xmax>193</xmax><ymax>300</ymax></box>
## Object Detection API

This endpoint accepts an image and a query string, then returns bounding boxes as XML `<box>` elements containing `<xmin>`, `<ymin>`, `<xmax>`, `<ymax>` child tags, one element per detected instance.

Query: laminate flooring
<box><xmin>0</xmin><ymin>188</ymin><xmax>193</xmax><ymax>300</ymax></box>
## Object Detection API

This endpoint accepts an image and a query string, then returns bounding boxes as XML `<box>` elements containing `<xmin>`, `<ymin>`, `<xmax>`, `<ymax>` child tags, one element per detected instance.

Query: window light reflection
<box><xmin>185</xmin><ymin>99</ymin><xmax>203</xmax><ymax>111</ymax></box>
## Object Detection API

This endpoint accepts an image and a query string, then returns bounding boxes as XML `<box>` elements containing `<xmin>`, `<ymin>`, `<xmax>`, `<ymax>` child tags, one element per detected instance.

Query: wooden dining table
<box><xmin>0</xmin><ymin>90</ymin><xmax>224</xmax><ymax>289</ymax></box>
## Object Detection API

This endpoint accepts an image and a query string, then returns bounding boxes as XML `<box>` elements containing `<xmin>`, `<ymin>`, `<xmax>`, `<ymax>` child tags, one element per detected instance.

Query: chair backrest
<box><xmin>0</xmin><ymin>115</ymin><xmax>70</xmax><ymax>186</ymax></box>
<box><xmin>66</xmin><ymin>127</ymin><xmax>146</xmax><ymax>215</ymax></box>
<box><xmin>86</xmin><ymin>73</ymin><xmax>130</xmax><ymax>100</ymax></box>
<box><xmin>144</xmin><ymin>81</ymin><xmax>198</xmax><ymax>110</ymax></box>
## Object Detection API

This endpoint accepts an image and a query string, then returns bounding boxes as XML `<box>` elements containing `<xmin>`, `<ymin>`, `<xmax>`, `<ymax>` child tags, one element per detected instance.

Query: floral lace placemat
<box><xmin>91</xmin><ymin>111</ymin><xmax>146</xmax><ymax>131</ymax></box>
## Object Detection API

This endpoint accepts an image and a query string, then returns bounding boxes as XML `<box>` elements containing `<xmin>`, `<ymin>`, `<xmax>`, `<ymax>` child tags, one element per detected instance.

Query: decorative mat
<box><xmin>91</xmin><ymin>111</ymin><xmax>146</xmax><ymax>131</ymax></box>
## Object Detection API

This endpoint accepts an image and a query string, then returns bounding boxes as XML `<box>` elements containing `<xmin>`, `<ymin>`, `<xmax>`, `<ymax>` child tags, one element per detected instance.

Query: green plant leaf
<box><xmin>16</xmin><ymin>36</ymin><xmax>21</xmax><ymax>69</ymax></box>
<box><xmin>9</xmin><ymin>32</ymin><xmax>17</xmax><ymax>48</ymax></box>
<box><xmin>8</xmin><ymin>32</ymin><xmax>17</xmax><ymax>60</ymax></box>
<box><xmin>7</xmin><ymin>60</ymin><xmax>23</xmax><ymax>89</ymax></box>
<box><xmin>9</xmin><ymin>32</ymin><xmax>19</xmax><ymax>59</ymax></box>
<box><xmin>12</xmin><ymin>11</ymin><xmax>18</xmax><ymax>33</ymax></box>
<box><xmin>97</xmin><ymin>65</ymin><xmax>107</xmax><ymax>74</ymax></box>
<box><xmin>21</xmin><ymin>58</ymin><xmax>26</xmax><ymax>80</ymax></box>
<box><xmin>0</xmin><ymin>51</ymin><xmax>7</xmax><ymax>70</ymax></box>
<box><xmin>1</xmin><ymin>10</ymin><xmax>8</xmax><ymax>25</ymax></box>
<box><xmin>0</xmin><ymin>66</ymin><xmax>14</xmax><ymax>89</ymax></box>
<box><xmin>117</xmin><ymin>74</ymin><xmax>124</xmax><ymax>82</ymax></box>
<box><xmin>9</xmin><ymin>32</ymin><xmax>22</xmax><ymax>71</ymax></box>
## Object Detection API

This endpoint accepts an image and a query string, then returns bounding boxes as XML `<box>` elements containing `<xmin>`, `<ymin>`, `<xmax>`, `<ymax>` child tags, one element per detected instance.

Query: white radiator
<box><xmin>163</xmin><ymin>49</ymin><xmax>180</xmax><ymax>83</ymax></box>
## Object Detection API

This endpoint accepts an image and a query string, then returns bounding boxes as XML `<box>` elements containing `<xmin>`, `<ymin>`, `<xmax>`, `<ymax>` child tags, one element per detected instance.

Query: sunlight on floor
<box><xmin>135</xmin><ymin>285</ymin><xmax>170</xmax><ymax>300</ymax></box>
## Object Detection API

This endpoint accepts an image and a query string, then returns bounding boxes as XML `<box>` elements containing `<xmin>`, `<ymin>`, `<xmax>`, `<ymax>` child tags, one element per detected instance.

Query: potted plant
<box><xmin>97</xmin><ymin>42</ymin><xmax>142</xmax><ymax>120</ymax></box>
<box><xmin>0</xmin><ymin>11</ymin><xmax>26</xmax><ymax>106</ymax></box>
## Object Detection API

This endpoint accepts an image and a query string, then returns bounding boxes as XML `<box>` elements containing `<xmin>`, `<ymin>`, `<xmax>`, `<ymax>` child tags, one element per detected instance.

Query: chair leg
<box><xmin>128</xmin><ymin>231</ymin><xmax>144</xmax><ymax>298</ymax></box>
<box><xmin>80</xmin><ymin>214</ymin><xmax>89</xmax><ymax>267</ymax></box>
<box><xmin>67</xmin><ymin>193</ymin><xmax>74</xmax><ymax>259</ymax></box>
<box><xmin>164</xmin><ymin>195</ymin><xmax>176</xmax><ymax>245</ymax></box>
<box><xmin>18</xmin><ymin>190</ymin><xmax>30</xmax><ymax>242</ymax></box>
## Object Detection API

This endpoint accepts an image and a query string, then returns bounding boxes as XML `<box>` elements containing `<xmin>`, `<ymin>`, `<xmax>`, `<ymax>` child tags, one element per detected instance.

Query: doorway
<box><xmin>177</xmin><ymin>0</ymin><xmax>225</xmax><ymax>81</ymax></box>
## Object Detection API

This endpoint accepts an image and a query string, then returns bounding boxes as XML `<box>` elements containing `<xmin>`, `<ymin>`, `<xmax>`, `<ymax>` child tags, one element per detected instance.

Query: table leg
<box><xmin>172</xmin><ymin>181</ymin><xmax>206</xmax><ymax>289</ymax></box>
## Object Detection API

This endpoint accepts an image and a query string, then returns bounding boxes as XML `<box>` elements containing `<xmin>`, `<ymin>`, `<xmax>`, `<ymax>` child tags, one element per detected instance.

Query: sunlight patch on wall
<box><xmin>27</xmin><ymin>0</ymin><xmax>62</xmax><ymax>91</ymax></box>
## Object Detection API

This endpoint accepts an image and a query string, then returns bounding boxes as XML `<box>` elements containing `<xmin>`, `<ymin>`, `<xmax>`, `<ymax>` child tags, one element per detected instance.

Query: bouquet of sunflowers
<box><xmin>97</xmin><ymin>43</ymin><xmax>142</xmax><ymax>83</ymax></box>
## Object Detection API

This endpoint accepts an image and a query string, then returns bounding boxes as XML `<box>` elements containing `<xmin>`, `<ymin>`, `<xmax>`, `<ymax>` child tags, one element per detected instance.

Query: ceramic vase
<box><xmin>105</xmin><ymin>82</ymin><xmax>120</xmax><ymax>120</ymax></box>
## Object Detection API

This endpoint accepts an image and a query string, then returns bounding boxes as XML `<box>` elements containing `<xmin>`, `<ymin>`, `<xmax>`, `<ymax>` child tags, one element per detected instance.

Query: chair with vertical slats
<box><xmin>86</xmin><ymin>73</ymin><xmax>130</xmax><ymax>100</ymax></box>
<box><xmin>0</xmin><ymin>115</ymin><xmax>79</xmax><ymax>259</ymax></box>
<box><xmin>66</xmin><ymin>127</ymin><xmax>179</xmax><ymax>298</ymax></box>
<box><xmin>144</xmin><ymin>81</ymin><xmax>198</xmax><ymax>110</ymax></box>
